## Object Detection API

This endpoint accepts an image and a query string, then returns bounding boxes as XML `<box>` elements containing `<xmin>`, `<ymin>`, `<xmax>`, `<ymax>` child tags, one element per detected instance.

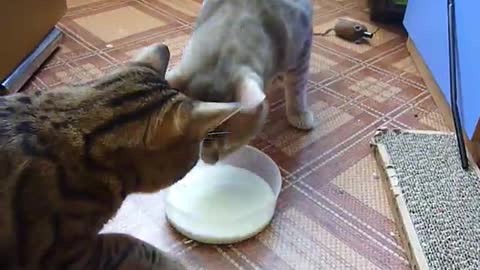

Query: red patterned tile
<box><xmin>35</xmin><ymin>55</ymin><xmax>113</xmax><ymax>88</ymax></box>
<box><xmin>54</xmin><ymin>30</ymin><xmax>96</xmax><ymax>62</ymax></box>
<box><xmin>61</xmin><ymin>1</ymin><xmax>183</xmax><ymax>51</ymax></box>
<box><xmin>261</xmin><ymin>89</ymin><xmax>377</xmax><ymax>173</ymax></box>
<box><xmin>394</xmin><ymin>95</ymin><xmax>452</xmax><ymax>132</ymax></box>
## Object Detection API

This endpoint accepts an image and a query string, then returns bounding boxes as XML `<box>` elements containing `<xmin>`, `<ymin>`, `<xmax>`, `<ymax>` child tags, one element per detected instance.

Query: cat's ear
<box><xmin>235</xmin><ymin>76</ymin><xmax>266</xmax><ymax>112</ymax></box>
<box><xmin>185</xmin><ymin>101</ymin><xmax>241</xmax><ymax>139</ymax></box>
<box><xmin>133</xmin><ymin>43</ymin><xmax>170</xmax><ymax>76</ymax></box>
<box><xmin>143</xmin><ymin>100</ymin><xmax>240</xmax><ymax>148</ymax></box>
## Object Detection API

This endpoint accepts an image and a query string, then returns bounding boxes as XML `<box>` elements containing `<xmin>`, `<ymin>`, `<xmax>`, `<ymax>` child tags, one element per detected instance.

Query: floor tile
<box><xmin>67</xmin><ymin>0</ymin><xmax>105</xmax><ymax>8</ymax></box>
<box><xmin>74</xmin><ymin>6</ymin><xmax>166</xmax><ymax>43</ymax></box>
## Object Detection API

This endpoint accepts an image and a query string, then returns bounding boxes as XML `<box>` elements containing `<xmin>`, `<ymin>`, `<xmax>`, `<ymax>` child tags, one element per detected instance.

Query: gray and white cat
<box><xmin>167</xmin><ymin>0</ymin><xmax>314</xmax><ymax>163</ymax></box>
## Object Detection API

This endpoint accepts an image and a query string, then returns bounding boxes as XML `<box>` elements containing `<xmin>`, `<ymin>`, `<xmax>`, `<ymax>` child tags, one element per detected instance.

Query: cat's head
<box><xmin>86</xmin><ymin>44</ymin><xmax>240</xmax><ymax>192</ymax></box>
<box><xmin>166</xmin><ymin>68</ymin><xmax>267</xmax><ymax>164</ymax></box>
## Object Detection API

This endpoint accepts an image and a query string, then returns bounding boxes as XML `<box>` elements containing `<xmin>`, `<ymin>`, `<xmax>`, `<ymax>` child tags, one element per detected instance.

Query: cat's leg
<box><xmin>284</xmin><ymin>36</ymin><xmax>315</xmax><ymax>130</ymax></box>
<box><xmin>81</xmin><ymin>233</ymin><xmax>186</xmax><ymax>270</ymax></box>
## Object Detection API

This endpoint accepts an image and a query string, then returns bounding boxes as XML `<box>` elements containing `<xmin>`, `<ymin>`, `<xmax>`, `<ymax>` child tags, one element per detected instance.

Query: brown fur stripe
<box><xmin>15</xmin><ymin>122</ymin><xmax>36</xmax><ymax>134</ymax></box>
<box><xmin>108</xmin><ymin>240</ymin><xmax>136</xmax><ymax>269</ymax></box>
<box><xmin>108</xmin><ymin>81</ymin><xmax>169</xmax><ymax>107</ymax></box>
<box><xmin>21</xmin><ymin>136</ymin><xmax>54</xmax><ymax>160</ymax></box>
<box><xmin>85</xmin><ymin>236</ymin><xmax>104</xmax><ymax>269</ymax></box>
<box><xmin>92</xmin><ymin>65</ymin><xmax>163</xmax><ymax>91</ymax></box>
<box><xmin>39</xmin><ymin>214</ymin><xmax>61</xmax><ymax>270</ymax></box>
<box><xmin>16</xmin><ymin>96</ymin><xmax>32</xmax><ymax>105</ymax></box>
<box><xmin>13</xmin><ymin>165</ymin><xmax>36</xmax><ymax>266</ymax></box>
<box><xmin>56</xmin><ymin>164</ymin><xmax>104</xmax><ymax>202</ymax></box>
<box><xmin>0</xmin><ymin>111</ymin><xmax>13</xmax><ymax>117</ymax></box>
<box><xmin>84</xmin><ymin>91</ymin><xmax>178</xmax><ymax>168</ymax></box>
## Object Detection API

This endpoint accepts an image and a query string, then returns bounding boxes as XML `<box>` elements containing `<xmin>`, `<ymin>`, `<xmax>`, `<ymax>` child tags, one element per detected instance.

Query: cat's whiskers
<box><xmin>207</xmin><ymin>131</ymin><xmax>230</xmax><ymax>135</ymax></box>
<box><xmin>204</xmin><ymin>131</ymin><xmax>230</xmax><ymax>140</ymax></box>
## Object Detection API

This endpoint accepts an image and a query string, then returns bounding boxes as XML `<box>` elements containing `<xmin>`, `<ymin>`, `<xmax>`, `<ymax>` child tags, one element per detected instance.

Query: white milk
<box><xmin>165</xmin><ymin>163</ymin><xmax>276</xmax><ymax>244</ymax></box>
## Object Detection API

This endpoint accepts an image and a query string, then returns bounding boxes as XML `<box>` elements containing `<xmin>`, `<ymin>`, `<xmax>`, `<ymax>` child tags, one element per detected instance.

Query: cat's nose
<box><xmin>201</xmin><ymin>149</ymin><xmax>219</xmax><ymax>164</ymax></box>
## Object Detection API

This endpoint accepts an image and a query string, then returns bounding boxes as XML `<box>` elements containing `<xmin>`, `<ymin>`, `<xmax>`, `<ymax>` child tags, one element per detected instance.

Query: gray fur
<box><xmin>167</xmin><ymin>0</ymin><xmax>315</xmax><ymax>163</ymax></box>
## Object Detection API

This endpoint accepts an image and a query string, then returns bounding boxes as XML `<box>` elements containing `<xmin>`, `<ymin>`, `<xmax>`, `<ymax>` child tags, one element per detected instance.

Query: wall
<box><xmin>404</xmin><ymin>0</ymin><xmax>480</xmax><ymax>138</ymax></box>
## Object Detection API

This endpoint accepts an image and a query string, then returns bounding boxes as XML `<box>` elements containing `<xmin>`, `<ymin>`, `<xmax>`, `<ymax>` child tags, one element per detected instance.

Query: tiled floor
<box><xmin>24</xmin><ymin>0</ymin><xmax>452</xmax><ymax>269</ymax></box>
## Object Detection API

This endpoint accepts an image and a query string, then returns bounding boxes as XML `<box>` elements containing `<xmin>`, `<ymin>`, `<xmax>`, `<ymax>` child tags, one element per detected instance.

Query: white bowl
<box><xmin>165</xmin><ymin>145</ymin><xmax>282</xmax><ymax>244</ymax></box>
<box><xmin>221</xmin><ymin>145</ymin><xmax>282</xmax><ymax>197</ymax></box>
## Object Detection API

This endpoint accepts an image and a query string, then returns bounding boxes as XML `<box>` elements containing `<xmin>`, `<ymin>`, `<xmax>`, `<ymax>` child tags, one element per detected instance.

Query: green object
<box><xmin>392</xmin><ymin>0</ymin><xmax>408</xmax><ymax>5</ymax></box>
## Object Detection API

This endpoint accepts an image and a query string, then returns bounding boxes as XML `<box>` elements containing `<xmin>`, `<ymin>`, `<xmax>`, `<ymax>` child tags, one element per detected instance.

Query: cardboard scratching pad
<box><xmin>371</xmin><ymin>129</ymin><xmax>480</xmax><ymax>270</ymax></box>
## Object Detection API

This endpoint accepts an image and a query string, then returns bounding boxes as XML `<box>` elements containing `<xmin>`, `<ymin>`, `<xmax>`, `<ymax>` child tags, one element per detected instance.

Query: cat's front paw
<box><xmin>287</xmin><ymin>109</ymin><xmax>315</xmax><ymax>130</ymax></box>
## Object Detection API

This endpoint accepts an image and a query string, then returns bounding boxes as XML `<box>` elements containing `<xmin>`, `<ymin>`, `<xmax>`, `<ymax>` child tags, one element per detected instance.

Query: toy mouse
<box><xmin>315</xmin><ymin>18</ymin><xmax>378</xmax><ymax>44</ymax></box>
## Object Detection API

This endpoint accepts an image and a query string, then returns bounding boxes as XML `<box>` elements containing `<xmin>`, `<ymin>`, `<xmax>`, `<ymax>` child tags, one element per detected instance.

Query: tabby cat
<box><xmin>0</xmin><ymin>44</ymin><xmax>240</xmax><ymax>270</ymax></box>
<box><xmin>167</xmin><ymin>0</ymin><xmax>315</xmax><ymax>163</ymax></box>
